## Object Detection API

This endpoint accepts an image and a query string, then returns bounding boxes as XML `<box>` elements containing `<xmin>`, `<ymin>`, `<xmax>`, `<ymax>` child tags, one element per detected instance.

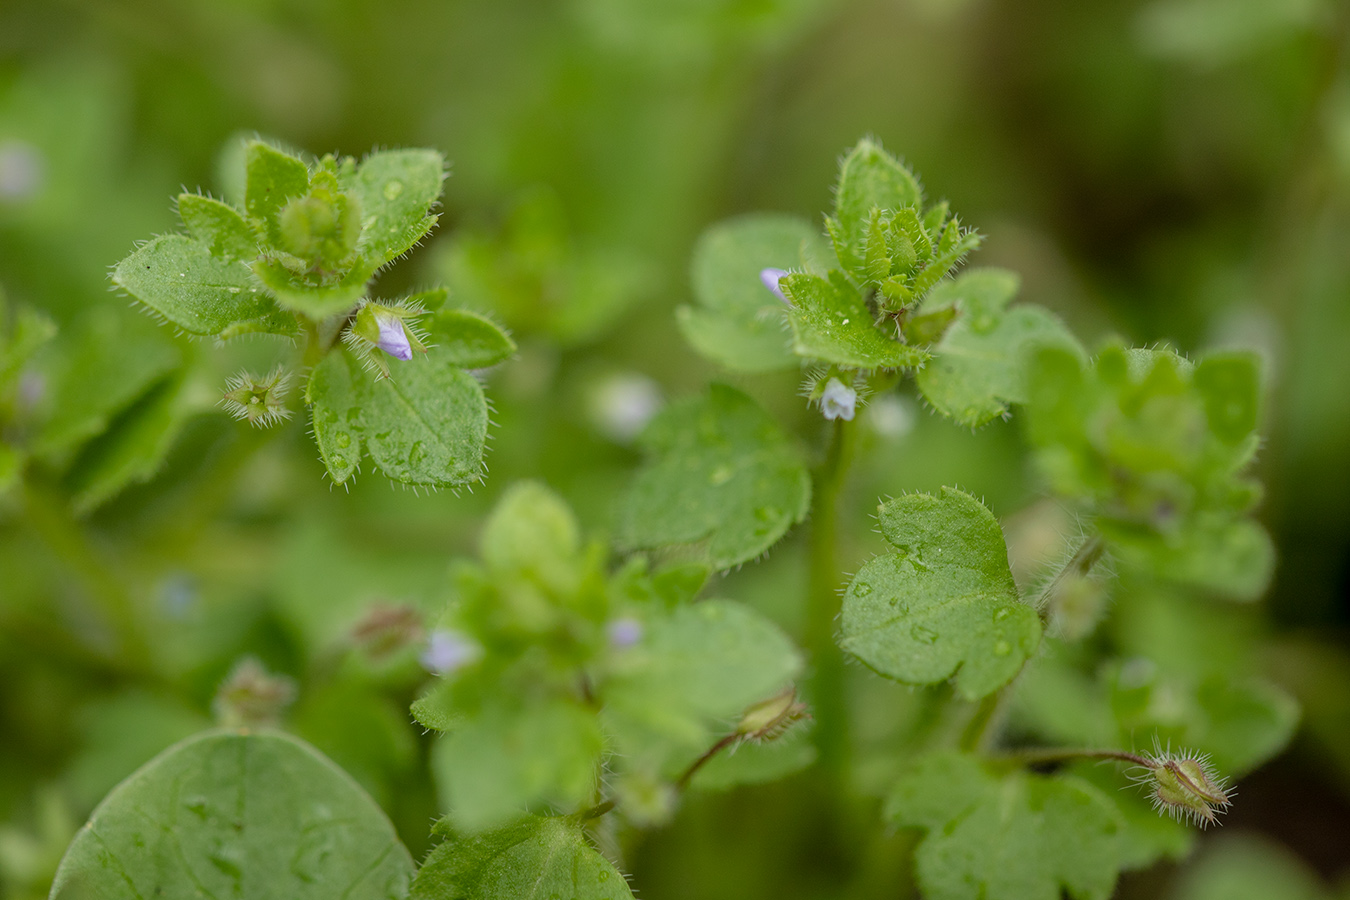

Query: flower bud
<box><xmin>1139</xmin><ymin>746</ymin><xmax>1232</xmax><ymax>827</ymax></box>
<box><xmin>220</xmin><ymin>366</ymin><xmax>292</xmax><ymax>428</ymax></box>
<box><xmin>346</xmin><ymin>301</ymin><xmax>430</xmax><ymax>377</ymax></box>
<box><xmin>759</xmin><ymin>268</ymin><xmax>789</xmax><ymax>303</ymax></box>
<box><xmin>213</xmin><ymin>658</ymin><xmax>296</xmax><ymax>728</ymax></box>
<box><xmin>736</xmin><ymin>686</ymin><xmax>808</xmax><ymax>741</ymax></box>
<box><xmin>820</xmin><ymin>377</ymin><xmax>857</xmax><ymax>421</ymax></box>
<box><xmin>606</xmin><ymin>616</ymin><xmax>644</xmax><ymax>649</ymax></box>
<box><xmin>350</xmin><ymin>603</ymin><xmax>425</xmax><ymax>660</ymax></box>
<box><xmin>420</xmin><ymin>628</ymin><xmax>482</xmax><ymax>676</ymax></box>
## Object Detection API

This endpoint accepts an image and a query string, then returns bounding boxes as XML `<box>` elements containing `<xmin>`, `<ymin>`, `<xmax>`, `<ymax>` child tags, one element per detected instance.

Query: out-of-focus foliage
<box><xmin>3</xmin><ymin>0</ymin><xmax>1350</xmax><ymax>898</ymax></box>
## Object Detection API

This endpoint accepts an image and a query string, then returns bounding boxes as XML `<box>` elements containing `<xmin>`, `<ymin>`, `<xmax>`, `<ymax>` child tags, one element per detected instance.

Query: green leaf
<box><xmin>840</xmin><ymin>487</ymin><xmax>1041</xmax><ymax>699</ymax></box>
<box><xmin>343</xmin><ymin>148</ymin><xmax>446</xmax><ymax>268</ymax></box>
<box><xmin>688</xmin><ymin>724</ymin><xmax>816</xmax><ymax>791</ymax></box>
<box><xmin>411</xmin><ymin>816</ymin><xmax>632</xmax><ymax>900</ymax></box>
<box><xmin>62</xmin><ymin>371</ymin><xmax>187</xmax><ymax>514</ymax></box>
<box><xmin>308</xmin><ymin>347</ymin><xmax>489</xmax><ymax>488</ymax></box>
<box><xmin>617</xmin><ymin>383</ymin><xmax>810</xmax><ymax>569</ymax></box>
<box><xmin>48</xmin><ymin>730</ymin><xmax>414</xmax><ymax>900</ymax></box>
<box><xmin>362</xmin><ymin>347</ymin><xmax>489</xmax><ymax>487</ymax></box>
<box><xmin>113</xmin><ymin>234</ymin><xmax>275</xmax><ymax>336</ymax></box>
<box><xmin>244</xmin><ymin>141</ymin><xmax>310</xmax><ymax>243</ymax></box>
<box><xmin>250</xmin><ymin>255</ymin><xmax>373</xmax><ymax>319</ymax></box>
<box><xmin>782</xmin><ymin>272</ymin><xmax>927</xmax><ymax>369</ymax></box>
<box><xmin>479</xmin><ymin>480</ymin><xmax>582</xmax><ymax>591</ymax></box>
<box><xmin>177</xmin><ymin>193</ymin><xmax>257</xmax><ymax>261</ymax></box>
<box><xmin>0</xmin><ymin>297</ymin><xmax>56</xmax><ymax>389</ymax></box>
<box><xmin>834</xmin><ymin>138</ymin><xmax>923</xmax><ymax>246</ymax></box>
<box><xmin>915</xmin><ymin>268</ymin><xmax>1084</xmax><ymax>427</ymax></box>
<box><xmin>1104</xmin><ymin>514</ymin><xmax>1275</xmax><ymax>602</ymax></box>
<box><xmin>430</xmin><ymin>699</ymin><xmax>601</xmax><ymax>831</ymax></box>
<box><xmin>1172</xmin><ymin>833</ymin><xmax>1333</xmax><ymax>900</ymax></box>
<box><xmin>33</xmin><ymin>309</ymin><xmax>181</xmax><ymax>461</ymax></box>
<box><xmin>307</xmin><ymin>349</ymin><xmax>365</xmax><ymax>485</ymax></box>
<box><xmin>677</xmin><ymin>213</ymin><xmax>825</xmax><ymax>373</ymax></box>
<box><xmin>887</xmin><ymin>752</ymin><xmax>1122</xmax><ymax>900</ymax></box>
<box><xmin>426</xmin><ymin>308</ymin><xmax>516</xmax><ymax>368</ymax></box>
<box><xmin>1193</xmin><ymin>351</ymin><xmax>1261</xmax><ymax>444</ymax></box>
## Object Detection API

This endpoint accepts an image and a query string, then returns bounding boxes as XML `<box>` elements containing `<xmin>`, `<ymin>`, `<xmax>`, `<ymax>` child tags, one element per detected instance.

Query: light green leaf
<box><xmin>251</xmin><ymin>256</ymin><xmax>373</xmax><ymax>319</ymax></box>
<box><xmin>617</xmin><ymin>383</ymin><xmax>810</xmax><ymax>570</ymax></box>
<box><xmin>1104</xmin><ymin>514</ymin><xmax>1275</xmax><ymax>602</ymax></box>
<box><xmin>782</xmin><ymin>272</ymin><xmax>927</xmax><ymax>369</ymax></box>
<box><xmin>113</xmin><ymin>234</ymin><xmax>274</xmax><ymax>336</ymax></box>
<box><xmin>33</xmin><ymin>309</ymin><xmax>181</xmax><ymax>461</ymax></box>
<box><xmin>1172</xmin><ymin>833</ymin><xmax>1332</xmax><ymax>900</ymax></box>
<box><xmin>244</xmin><ymin>141</ymin><xmax>310</xmax><ymax>243</ymax></box>
<box><xmin>480</xmin><ymin>480</ymin><xmax>582</xmax><ymax>591</ymax></box>
<box><xmin>431</xmin><ymin>699</ymin><xmax>601</xmax><ymax>831</ymax></box>
<box><xmin>916</xmin><ymin>268</ymin><xmax>1084</xmax><ymax>427</ymax></box>
<box><xmin>177</xmin><ymin>193</ymin><xmax>257</xmax><ymax>261</ymax></box>
<box><xmin>887</xmin><ymin>752</ymin><xmax>1122</xmax><ymax>900</ymax></box>
<box><xmin>840</xmin><ymin>487</ymin><xmax>1041</xmax><ymax>699</ymax></box>
<box><xmin>49</xmin><ymin>730</ymin><xmax>414</xmax><ymax>900</ymax></box>
<box><xmin>63</xmin><ymin>371</ymin><xmax>187</xmax><ymax>514</ymax></box>
<box><xmin>604</xmin><ymin>600</ymin><xmax>802</xmax><ymax>773</ymax></box>
<box><xmin>362</xmin><ymin>347</ymin><xmax>488</xmax><ymax>487</ymax></box>
<box><xmin>307</xmin><ymin>349</ymin><xmax>365</xmax><ymax>485</ymax></box>
<box><xmin>427</xmin><ymin>308</ymin><xmax>516</xmax><ymax>368</ymax></box>
<box><xmin>343</xmin><ymin>148</ymin><xmax>446</xmax><ymax>268</ymax></box>
<box><xmin>0</xmin><ymin>297</ymin><xmax>56</xmax><ymax>389</ymax></box>
<box><xmin>411</xmin><ymin>816</ymin><xmax>632</xmax><ymax>900</ymax></box>
<box><xmin>677</xmin><ymin>213</ymin><xmax>824</xmax><ymax>372</ymax></box>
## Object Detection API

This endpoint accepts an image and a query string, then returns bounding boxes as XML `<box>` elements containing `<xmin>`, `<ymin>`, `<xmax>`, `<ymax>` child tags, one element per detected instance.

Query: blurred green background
<box><xmin>2</xmin><ymin>0</ymin><xmax>1349</xmax><ymax>897</ymax></box>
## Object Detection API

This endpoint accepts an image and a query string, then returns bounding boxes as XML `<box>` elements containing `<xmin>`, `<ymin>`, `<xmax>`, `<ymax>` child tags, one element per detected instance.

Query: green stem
<box><xmin>996</xmin><ymin>747</ymin><xmax>1151</xmax><ymax>768</ymax></box>
<box><xmin>958</xmin><ymin>692</ymin><xmax>1002</xmax><ymax>753</ymax></box>
<box><xmin>806</xmin><ymin>415</ymin><xmax>857</xmax><ymax>778</ymax></box>
<box><xmin>676</xmin><ymin>732</ymin><xmax>741</xmax><ymax>791</ymax></box>
<box><xmin>1032</xmin><ymin>532</ymin><xmax>1104</xmax><ymax>613</ymax></box>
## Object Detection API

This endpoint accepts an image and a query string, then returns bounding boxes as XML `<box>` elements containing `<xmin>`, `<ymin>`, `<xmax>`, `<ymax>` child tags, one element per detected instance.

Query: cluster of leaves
<box><xmin>411</xmin><ymin>482</ymin><xmax>806</xmax><ymax>832</ymax></box>
<box><xmin>678</xmin><ymin>138</ymin><xmax>1080</xmax><ymax>429</ymax></box>
<box><xmin>1024</xmin><ymin>343</ymin><xmax>1273</xmax><ymax>600</ymax></box>
<box><xmin>110</xmin><ymin>139</ymin><xmax>516</xmax><ymax>490</ymax></box>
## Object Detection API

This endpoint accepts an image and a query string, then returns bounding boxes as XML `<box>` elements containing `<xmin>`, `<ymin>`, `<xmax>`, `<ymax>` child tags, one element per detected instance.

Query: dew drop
<box><xmin>993</xmin><ymin>608</ymin><xmax>1011</xmax><ymax>622</ymax></box>
<box><xmin>994</xmin><ymin>640</ymin><xmax>1011</xmax><ymax>656</ymax></box>
<box><xmin>184</xmin><ymin>796</ymin><xmax>210</xmax><ymax>819</ymax></box>
<box><xmin>408</xmin><ymin>440</ymin><xmax>427</xmax><ymax>468</ymax></box>
<box><xmin>335</xmin><ymin>432</ymin><xmax>351</xmax><ymax>448</ymax></box>
<box><xmin>910</xmin><ymin>623</ymin><xmax>938</xmax><ymax>644</ymax></box>
<box><xmin>331</xmin><ymin>454</ymin><xmax>346</xmax><ymax>469</ymax></box>
<box><xmin>383</xmin><ymin>180</ymin><xmax>404</xmax><ymax>200</ymax></box>
<box><xmin>853</xmin><ymin>580</ymin><xmax>872</xmax><ymax>597</ymax></box>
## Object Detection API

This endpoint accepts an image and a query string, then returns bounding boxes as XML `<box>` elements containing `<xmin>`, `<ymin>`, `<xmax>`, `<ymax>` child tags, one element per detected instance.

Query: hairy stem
<box><xmin>676</xmin><ymin>732</ymin><xmax>740</xmax><ymax>791</ymax></box>
<box><xmin>806</xmin><ymin>415</ymin><xmax>858</xmax><ymax>778</ymax></box>
<box><xmin>997</xmin><ymin>747</ymin><xmax>1151</xmax><ymax>768</ymax></box>
<box><xmin>1032</xmin><ymin>531</ymin><xmax>1104</xmax><ymax>612</ymax></box>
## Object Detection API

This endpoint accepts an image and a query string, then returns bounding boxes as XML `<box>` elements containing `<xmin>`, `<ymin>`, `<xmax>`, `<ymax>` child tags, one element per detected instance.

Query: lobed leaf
<box><xmin>343</xmin><ymin>147</ymin><xmax>446</xmax><ymax>268</ymax></box>
<box><xmin>915</xmin><ymin>268</ymin><xmax>1084</xmax><ymax>427</ymax></box>
<box><xmin>616</xmin><ymin>383</ymin><xmax>810</xmax><ymax>570</ymax></box>
<box><xmin>411</xmin><ymin>816</ymin><xmax>632</xmax><ymax>900</ymax></box>
<box><xmin>677</xmin><ymin>213</ymin><xmax>825</xmax><ymax>372</ymax></box>
<box><xmin>887</xmin><ymin>752</ymin><xmax>1122</xmax><ymax>900</ymax></box>
<box><xmin>840</xmin><ymin>487</ymin><xmax>1041</xmax><ymax>699</ymax></box>
<box><xmin>48</xmin><ymin>730</ymin><xmax>414</xmax><ymax>900</ymax></box>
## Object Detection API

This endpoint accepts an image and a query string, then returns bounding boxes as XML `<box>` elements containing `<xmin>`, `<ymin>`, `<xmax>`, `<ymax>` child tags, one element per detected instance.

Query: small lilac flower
<box><xmin>820</xmin><ymin>378</ymin><xmax>857</xmax><ymax>421</ymax></box>
<box><xmin>374</xmin><ymin>308</ymin><xmax>413</xmax><ymax>361</ymax></box>
<box><xmin>607</xmin><ymin>617</ymin><xmax>643</xmax><ymax>649</ymax></box>
<box><xmin>0</xmin><ymin>140</ymin><xmax>44</xmax><ymax>202</ymax></box>
<box><xmin>420</xmin><ymin>628</ymin><xmax>480</xmax><ymax>675</ymax></box>
<box><xmin>760</xmin><ymin>268</ymin><xmax>789</xmax><ymax>304</ymax></box>
<box><xmin>591</xmin><ymin>374</ymin><xmax>662</xmax><ymax>442</ymax></box>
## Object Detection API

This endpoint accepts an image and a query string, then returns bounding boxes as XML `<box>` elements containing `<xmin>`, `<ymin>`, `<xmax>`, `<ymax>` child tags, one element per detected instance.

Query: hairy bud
<box><xmin>220</xmin><ymin>366</ymin><xmax>293</xmax><ymax>427</ymax></box>
<box><xmin>346</xmin><ymin>301</ymin><xmax>430</xmax><ymax>378</ymax></box>
<box><xmin>213</xmin><ymin>658</ymin><xmax>296</xmax><ymax>728</ymax></box>
<box><xmin>736</xmin><ymin>687</ymin><xmax>809</xmax><ymax>741</ymax></box>
<box><xmin>1137</xmin><ymin>745</ymin><xmax>1232</xmax><ymax>827</ymax></box>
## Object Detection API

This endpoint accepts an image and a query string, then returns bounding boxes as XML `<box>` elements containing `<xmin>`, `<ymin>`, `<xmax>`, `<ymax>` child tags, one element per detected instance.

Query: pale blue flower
<box><xmin>821</xmin><ymin>378</ymin><xmax>857</xmax><ymax>421</ymax></box>
<box><xmin>607</xmin><ymin>617</ymin><xmax>643</xmax><ymax>649</ymax></box>
<box><xmin>420</xmin><ymin>628</ymin><xmax>480</xmax><ymax>675</ymax></box>
<box><xmin>760</xmin><ymin>268</ymin><xmax>789</xmax><ymax>303</ymax></box>
<box><xmin>374</xmin><ymin>308</ymin><xmax>413</xmax><ymax>360</ymax></box>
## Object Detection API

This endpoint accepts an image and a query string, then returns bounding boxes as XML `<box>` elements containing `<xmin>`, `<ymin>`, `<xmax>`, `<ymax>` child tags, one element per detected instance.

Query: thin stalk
<box><xmin>676</xmin><ymin>733</ymin><xmax>740</xmax><ymax>791</ymax></box>
<box><xmin>997</xmin><ymin>747</ymin><xmax>1150</xmax><ymax>768</ymax></box>
<box><xmin>806</xmin><ymin>415</ymin><xmax>857</xmax><ymax>778</ymax></box>
<box><xmin>1032</xmin><ymin>532</ymin><xmax>1103</xmax><ymax>612</ymax></box>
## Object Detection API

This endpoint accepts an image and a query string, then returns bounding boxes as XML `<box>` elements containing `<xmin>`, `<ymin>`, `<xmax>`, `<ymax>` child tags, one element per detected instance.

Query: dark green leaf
<box><xmin>308</xmin><ymin>349</ymin><xmax>365</xmax><ymax>485</ymax></box>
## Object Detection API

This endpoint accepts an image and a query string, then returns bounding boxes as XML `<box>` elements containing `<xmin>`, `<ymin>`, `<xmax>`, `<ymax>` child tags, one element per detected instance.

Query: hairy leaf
<box><xmin>833</xmin><ymin>138</ymin><xmax>923</xmax><ymax>251</ymax></box>
<box><xmin>840</xmin><ymin>487</ymin><xmax>1041</xmax><ymax>699</ymax></box>
<box><xmin>177</xmin><ymin>193</ymin><xmax>257</xmax><ymax>261</ymax></box>
<box><xmin>915</xmin><ymin>268</ymin><xmax>1083</xmax><ymax>427</ymax></box>
<box><xmin>411</xmin><ymin>816</ymin><xmax>632</xmax><ymax>900</ymax></box>
<box><xmin>617</xmin><ymin>383</ymin><xmax>810</xmax><ymax>569</ymax></box>
<box><xmin>244</xmin><ymin>141</ymin><xmax>310</xmax><ymax>243</ymax></box>
<box><xmin>48</xmin><ymin>730</ymin><xmax>414</xmax><ymax>900</ymax></box>
<box><xmin>343</xmin><ymin>148</ymin><xmax>446</xmax><ymax>268</ymax></box>
<box><xmin>113</xmin><ymin>234</ymin><xmax>273</xmax><ymax>335</ymax></box>
<box><xmin>888</xmin><ymin>752</ymin><xmax>1122</xmax><ymax>900</ymax></box>
<box><xmin>308</xmin><ymin>349</ymin><xmax>365</xmax><ymax>485</ymax></box>
<box><xmin>781</xmin><ymin>272</ymin><xmax>927</xmax><ymax>369</ymax></box>
<box><xmin>427</xmin><ymin>308</ymin><xmax>516</xmax><ymax>368</ymax></box>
